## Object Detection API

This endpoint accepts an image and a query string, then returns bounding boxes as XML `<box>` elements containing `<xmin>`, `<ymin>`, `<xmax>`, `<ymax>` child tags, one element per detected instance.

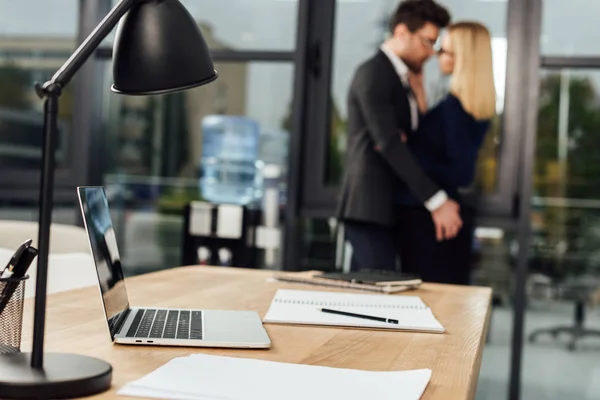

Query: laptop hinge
<box><xmin>114</xmin><ymin>307</ymin><xmax>131</xmax><ymax>335</ymax></box>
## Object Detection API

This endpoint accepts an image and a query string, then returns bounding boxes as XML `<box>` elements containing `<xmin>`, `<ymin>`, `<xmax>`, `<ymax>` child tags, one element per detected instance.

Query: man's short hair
<box><xmin>389</xmin><ymin>0</ymin><xmax>451</xmax><ymax>33</ymax></box>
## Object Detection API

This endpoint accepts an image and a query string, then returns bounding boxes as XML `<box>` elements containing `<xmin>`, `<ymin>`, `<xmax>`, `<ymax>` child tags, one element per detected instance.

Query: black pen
<box><xmin>319</xmin><ymin>308</ymin><xmax>399</xmax><ymax>324</ymax></box>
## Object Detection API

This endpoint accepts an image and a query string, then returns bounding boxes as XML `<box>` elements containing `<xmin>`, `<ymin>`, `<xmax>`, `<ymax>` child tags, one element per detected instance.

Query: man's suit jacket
<box><xmin>337</xmin><ymin>50</ymin><xmax>441</xmax><ymax>227</ymax></box>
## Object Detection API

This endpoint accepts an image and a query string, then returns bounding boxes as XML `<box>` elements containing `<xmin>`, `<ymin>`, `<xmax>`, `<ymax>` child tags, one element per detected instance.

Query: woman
<box><xmin>396</xmin><ymin>21</ymin><xmax>496</xmax><ymax>285</ymax></box>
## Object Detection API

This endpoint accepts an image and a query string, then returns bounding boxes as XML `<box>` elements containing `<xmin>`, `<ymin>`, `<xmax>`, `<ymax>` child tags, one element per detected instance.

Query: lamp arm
<box><xmin>30</xmin><ymin>0</ymin><xmax>140</xmax><ymax>370</ymax></box>
<box><xmin>38</xmin><ymin>0</ymin><xmax>138</xmax><ymax>95</ymax></box>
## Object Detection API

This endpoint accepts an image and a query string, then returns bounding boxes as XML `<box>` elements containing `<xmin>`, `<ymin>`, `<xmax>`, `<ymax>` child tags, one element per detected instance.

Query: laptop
<box><xmin>77</xmin><ymin>186</ymin><xmax>271</xmax><ymax>349</ymax></box>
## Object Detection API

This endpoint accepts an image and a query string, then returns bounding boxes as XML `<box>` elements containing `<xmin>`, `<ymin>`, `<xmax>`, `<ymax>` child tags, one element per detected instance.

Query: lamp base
<box><xmin>0</xmin><ymin>352</ymin><xmax>112</xmax><ymax>399</ymax></box>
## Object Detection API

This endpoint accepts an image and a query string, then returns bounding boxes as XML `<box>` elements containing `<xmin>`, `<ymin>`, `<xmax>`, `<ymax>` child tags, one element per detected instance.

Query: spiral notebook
<box><xmin>263</xmin><ymin>289</ymin><xmax>445</xmax><ymax>333</ymax></box>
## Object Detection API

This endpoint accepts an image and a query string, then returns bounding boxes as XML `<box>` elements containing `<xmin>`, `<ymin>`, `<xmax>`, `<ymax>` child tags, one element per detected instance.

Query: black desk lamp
<box><xmin>0</xmin><ymin>0</ymin><xmax>217</xmax><ymax>398</ymax></box>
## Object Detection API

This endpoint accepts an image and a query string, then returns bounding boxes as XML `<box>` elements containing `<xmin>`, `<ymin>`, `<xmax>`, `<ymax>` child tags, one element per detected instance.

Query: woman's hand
<box><xmin>408</xmin><ymin>71</ymin><xmax>428</xmax><ymax>113</ymax></box>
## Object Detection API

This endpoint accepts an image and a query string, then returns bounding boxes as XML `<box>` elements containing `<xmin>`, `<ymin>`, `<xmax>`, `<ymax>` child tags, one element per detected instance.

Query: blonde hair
<box><xmin>448</xmin><ymin>22</ymin><xmax>496</xmax><ymax>120</ymax></box>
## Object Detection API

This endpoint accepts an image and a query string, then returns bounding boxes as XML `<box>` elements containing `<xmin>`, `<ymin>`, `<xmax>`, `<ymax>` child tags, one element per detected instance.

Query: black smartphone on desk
<box><xmin>318</xmin><ymin>270</ymin><xmax>421</xmax><ymax>286</ymax></box>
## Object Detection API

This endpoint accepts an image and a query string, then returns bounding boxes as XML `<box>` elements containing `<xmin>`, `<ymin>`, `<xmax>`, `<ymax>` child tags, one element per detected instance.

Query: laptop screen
<box><xmin>77</xmin><ymin>186</ymin><xmax>130</xmax><ymax>340</ymax></box>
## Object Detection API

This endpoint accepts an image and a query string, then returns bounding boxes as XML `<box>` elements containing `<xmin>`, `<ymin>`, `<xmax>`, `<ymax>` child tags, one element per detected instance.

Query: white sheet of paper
<box><xmin>118</xmin><ymin>354</ymin><xmax>432</xmax><ymax>400</ymax></box>
<box><xmin>119</xmin><ymin>385</ymin><xmax>207</xmax><ymax>400</ymax></box>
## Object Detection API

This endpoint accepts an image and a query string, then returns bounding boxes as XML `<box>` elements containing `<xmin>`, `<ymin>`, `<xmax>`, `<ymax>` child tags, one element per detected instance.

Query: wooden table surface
<box><xmin>20</xmin><ymin>266</ymin><xmax>492</xmax><ymax>400</ymax></box>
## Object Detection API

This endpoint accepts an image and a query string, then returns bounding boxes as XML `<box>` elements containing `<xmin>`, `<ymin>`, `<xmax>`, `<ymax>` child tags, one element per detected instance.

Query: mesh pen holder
<box><xmin>0</xmin><ymin>275</ymin><xmax>28</xmax><ymax>355</ymax></box>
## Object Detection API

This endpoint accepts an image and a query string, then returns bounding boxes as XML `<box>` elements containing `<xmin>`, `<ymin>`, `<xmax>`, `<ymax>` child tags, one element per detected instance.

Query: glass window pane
<box><xmin>541</xmin><ymin>0</ymin><xmax>600</xmax><ymax>55</ymax></box>
<box><xmin>535</xmin><ymin>70</ymin><xmax>600</xmax><ymax>200</ymax></box>
<box><xmin>105</xmin><ymin>0</ymin><xmax>298</xmax><ymax>51</ymax></box>
<box><xmin>102</xmin><ymin>61</ymin><xmax>293</xmax><ymax>273</ymax></box>
<box><xmin>522</xmin><ymin>68</ymin><xmax>600</xmax><ymax>399</ymax></box>
<box><xmin>327</xmin><ymin>0</ymin><xmax>507</xmax><ymax>196</ymax></box>
<box><xmin>0</xmin><ymin>0</ymin><xmax>78</xmax><ymax>37</ymax></box>
<box><xmin>0</xmin><ymin>0</ymin><xmax>78</xmax><ymax>170</ymax></box>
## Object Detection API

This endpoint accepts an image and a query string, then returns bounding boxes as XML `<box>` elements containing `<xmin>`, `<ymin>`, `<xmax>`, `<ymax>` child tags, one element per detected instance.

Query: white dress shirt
<box><xmin>379</xmin><ymin>43</ymin><xmax>448</xmax><ymax>212</ymax></box>
<box><xmin>379</xmin><ymin>43</ymin><xmax>419</xmax><ymax>132</ymax></box>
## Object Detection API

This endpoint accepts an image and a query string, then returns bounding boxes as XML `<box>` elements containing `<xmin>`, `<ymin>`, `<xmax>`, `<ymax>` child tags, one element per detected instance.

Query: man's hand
<box><xmin>431</xmin><ymin>200</ymin><xmax>462</xmax><ymax>241</ymax></box>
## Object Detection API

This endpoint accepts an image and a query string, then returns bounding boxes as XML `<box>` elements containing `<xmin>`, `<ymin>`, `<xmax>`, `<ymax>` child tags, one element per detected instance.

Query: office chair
<box><xmin>528</xmin><ymin>273</ymin><xmax>600</xmax><ymax>351</ymax></box>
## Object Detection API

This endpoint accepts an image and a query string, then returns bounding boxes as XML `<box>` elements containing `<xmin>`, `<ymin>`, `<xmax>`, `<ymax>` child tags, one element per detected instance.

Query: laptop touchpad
<box><xmin>202</xmin><ymin>310</ymin><xmax>269</xmax><ymax>344</ymax></box>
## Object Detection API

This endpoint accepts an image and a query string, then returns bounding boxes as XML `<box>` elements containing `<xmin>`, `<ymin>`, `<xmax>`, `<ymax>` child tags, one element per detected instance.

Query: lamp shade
<box><xmin>111</xmin><ymin>0</ymin><xmax>218</xmax><ymax>95</ymax></box>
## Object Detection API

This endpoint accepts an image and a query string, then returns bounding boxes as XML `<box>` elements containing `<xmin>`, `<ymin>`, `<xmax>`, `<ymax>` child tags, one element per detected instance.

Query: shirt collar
<box><xmin>379</xmin><ymin>43</ymin><xmax>409</xmax><ymax>82</ymax></box>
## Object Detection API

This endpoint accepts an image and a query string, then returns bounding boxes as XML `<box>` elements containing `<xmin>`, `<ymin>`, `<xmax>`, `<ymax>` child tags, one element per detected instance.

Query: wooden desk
<box><xmin>21</xmin><ymin>266</ymin><xmax>492</xmax><ymax>400</ymax></box>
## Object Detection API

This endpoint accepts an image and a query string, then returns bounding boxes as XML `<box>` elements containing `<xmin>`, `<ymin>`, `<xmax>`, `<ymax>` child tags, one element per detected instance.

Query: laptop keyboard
<box><xmin>125</xmin><ymin>309</ymin><xmax>203</xmax><ymax>340</ymax></box>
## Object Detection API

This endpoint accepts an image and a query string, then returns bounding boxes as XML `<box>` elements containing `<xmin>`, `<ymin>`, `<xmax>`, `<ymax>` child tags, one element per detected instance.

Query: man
<box><xmin>338</xmin><ymin>0</ymin><xmax>462</xmax><ymax>271</ymax></box>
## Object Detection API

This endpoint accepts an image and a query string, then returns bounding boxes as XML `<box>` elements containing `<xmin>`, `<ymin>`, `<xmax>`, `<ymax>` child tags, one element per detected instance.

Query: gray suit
<box><xmin>338</xmin><ymin>50</ymin><xmax>441</xmax><ymax>227</ymax></box>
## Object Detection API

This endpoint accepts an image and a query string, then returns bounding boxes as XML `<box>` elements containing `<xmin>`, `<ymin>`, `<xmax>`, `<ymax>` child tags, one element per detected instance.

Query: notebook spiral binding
<box><xmin>273</xmin><ymin>298</ymin><xmax>429</xmax><ymax>310</ymax></box>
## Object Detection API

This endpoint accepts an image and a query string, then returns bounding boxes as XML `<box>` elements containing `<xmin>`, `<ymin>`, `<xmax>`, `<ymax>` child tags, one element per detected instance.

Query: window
<box><xmin>103</xmin><ymin>61</ymin><xmax>293</xmax><ymax>179</ymax></box>
<box><xmin>102</xmin><ymin>61</ymin><xmax>294</xmax><ymax>272</ymax></box>
<box><xmin>0</xmin><ymin>0</ymin><xmax>78</xmax><ymax>170</ymax></box>
<box><xmin>520</xmin><ymin>68</ymin><xmax>600</xmax><ymax>399</ymax></box>
<box><xmin>541</xmin><ymin>0</ymin><xmax>600</xmax><ymax>55</ymax></box>
<box><xmin>535</xmin><ymin>70</ymin><xmax>600</xmax><ymax>200</ymax></box>
<box><xmin>104</xmin><ymin>0</ymin><xmax>299</xmax><ymax>51</ymax></box>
